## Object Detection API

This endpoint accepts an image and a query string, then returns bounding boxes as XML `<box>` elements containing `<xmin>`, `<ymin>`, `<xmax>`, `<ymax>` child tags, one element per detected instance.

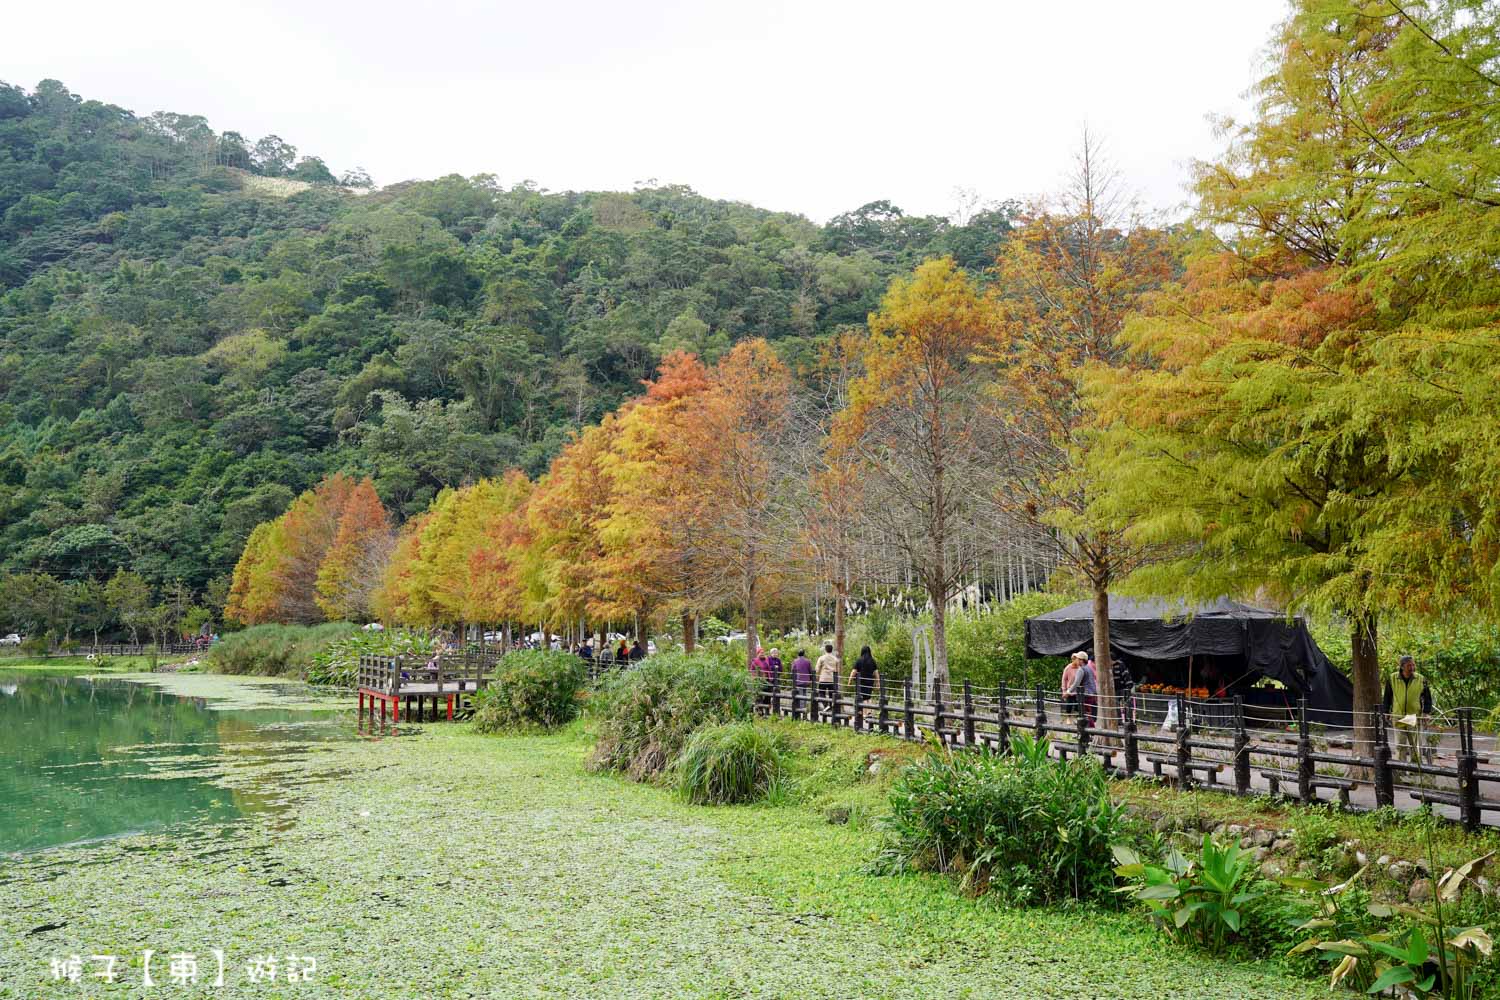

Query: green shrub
<box><xmin>872</xmin><ymin>733</ymin><xmax>1126</xmax><ymax>904</ymax></box>
<box><xmin>590</xmin><ymin>652</ymin><xmax>757</xmax><ymax>780</ymax></box>
<box><xmin>1289</xmin><ymin>807</ymin><xmax>1340</xmax><ymax>861</ymax></box>
<box><xmin>207</xmin><ymin>623</ymin><xmax>357</xmax><ymax>677</ymax></box>
<box><xmin>1113</xmin><ymin>836</ymin><xmax>1268</xmax><ymax>954</ymax></box>
<box><xmin>471</xmin><ymin>651</ymin><xmax>587</xmax><ymax>732</ymax></box>
<box><xmin>674</xmin><ymin>721</ymin><xmax>785</xmax><ymax>805</ymax></box>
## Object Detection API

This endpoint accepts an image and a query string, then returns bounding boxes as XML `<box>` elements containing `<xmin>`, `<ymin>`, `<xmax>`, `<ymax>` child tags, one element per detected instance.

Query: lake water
<box><xmin>0</xmin><ymin>670</ymin><xmax>347</xmax><ymax>854</ymax></box>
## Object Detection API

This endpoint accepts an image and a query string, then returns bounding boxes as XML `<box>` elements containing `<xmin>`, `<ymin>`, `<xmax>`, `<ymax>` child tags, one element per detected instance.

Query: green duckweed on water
<box><xmin>0</xmin><ymin>675</ymin><xmax>1326</xmax><ymax>999</ymax></box>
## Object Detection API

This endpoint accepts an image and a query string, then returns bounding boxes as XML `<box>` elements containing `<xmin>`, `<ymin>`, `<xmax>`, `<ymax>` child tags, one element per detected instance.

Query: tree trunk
<box><xmin>1350</xmin><ymin>612</ymin><xmax>1380</xmax><ymax>757</ymax></box>
<box><xmin>833</xmin><ymin>578</ymin><xmax>848</xmax><ymax>662</ymax></box>
<box><xmin>745</xmin><ymin>579</ymin><xmax>759</xmax><ymax>673</ymax></box>
<box><xmin>1092</xmin><ymin>584</ymin><xmax>1115</xmax><ymax>728</ymax></box>
<box><xmin>931</xmin><ymin>595</ymin><xmax>950</xmax><ymax>702</ymax></box>
<box><xmin>682</xmin><ymin>611</ymin><xmax>696</xmax><ymax>654</ymax></box>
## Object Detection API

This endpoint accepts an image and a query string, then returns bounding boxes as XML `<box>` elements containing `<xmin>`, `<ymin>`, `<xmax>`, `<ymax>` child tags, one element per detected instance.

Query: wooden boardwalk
<box><xmin>356</xmin><ymin>654</ymin><xmax>494</xmax><ymax>724</ymax></box>
<box><xmin>753</xmin><ymin>678</ymin><xmax>1500</xmax><ymax>830</ymax></box>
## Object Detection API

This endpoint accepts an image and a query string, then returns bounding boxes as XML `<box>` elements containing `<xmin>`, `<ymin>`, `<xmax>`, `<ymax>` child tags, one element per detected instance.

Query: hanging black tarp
<box><xmin>1024</xmin><ymin>596</ymin><xmax>1353</xmax><ymax>727</ymax></box>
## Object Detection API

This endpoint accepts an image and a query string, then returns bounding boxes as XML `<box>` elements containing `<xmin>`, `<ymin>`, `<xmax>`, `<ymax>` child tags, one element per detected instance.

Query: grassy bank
<box><xmin>3</xmin><ymin>710</ymin><xmax>1321</xmax><ymax>998</ymax></box>
<box><xmin>0</xmin><ymin>655</ymin><xmax>156</xmax><ymax>673</ymax></box>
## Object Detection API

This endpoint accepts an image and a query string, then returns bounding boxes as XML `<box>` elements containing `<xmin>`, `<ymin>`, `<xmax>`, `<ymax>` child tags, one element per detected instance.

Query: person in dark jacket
<box><xmin>848</xmin><ymin>646</ymin><xmax>880</xmax><ymax>704</ymax></box>
<box><xmin>790</xmin><ymin>649</ymin><xmax>813</xmax><ymax>692</ymax></box>
<box><xmin>629</xmin><ymin>639</ymin><xmax>646</xmax><ymax>661</ymax></box>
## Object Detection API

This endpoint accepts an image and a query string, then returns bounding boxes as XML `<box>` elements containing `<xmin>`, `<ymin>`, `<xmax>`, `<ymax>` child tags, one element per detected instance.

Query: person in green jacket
<box><xmin>1382</xmin><ymin>655</ymin><xmax>1433</xmax><ymax>764</ymax></box>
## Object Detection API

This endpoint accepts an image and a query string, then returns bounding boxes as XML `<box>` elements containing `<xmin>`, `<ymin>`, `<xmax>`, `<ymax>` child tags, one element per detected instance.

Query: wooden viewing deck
<box><xmin>356</xmin><ymin>653</ymin><xmax>494</xmax><ymax>724</ymax></box>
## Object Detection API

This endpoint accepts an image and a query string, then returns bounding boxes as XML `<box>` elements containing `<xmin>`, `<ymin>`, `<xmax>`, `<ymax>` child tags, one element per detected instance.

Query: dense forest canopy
<box><xmin>0</xmin><ymin>79</ymin><xmax>1016</xmax><ymax>602</ymax></box>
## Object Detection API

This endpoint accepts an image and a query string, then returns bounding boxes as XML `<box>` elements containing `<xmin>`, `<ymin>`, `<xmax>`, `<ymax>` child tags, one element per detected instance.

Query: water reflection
<box><xmin>0</xmin><ymin>672</ymin><xmax>344</xmax><ymax>853</ymax></box>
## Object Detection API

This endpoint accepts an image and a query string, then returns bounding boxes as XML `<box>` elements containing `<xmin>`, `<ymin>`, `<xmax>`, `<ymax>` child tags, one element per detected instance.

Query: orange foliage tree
<box><xmin>831</xmin><ymin>258</ymin><xmax>1003</xmax><ymax>693</ymax></box>
<box><xmin>315</xmin><ymin>477</ymin><xmax>394</xmax><ymax>622</ymax></box>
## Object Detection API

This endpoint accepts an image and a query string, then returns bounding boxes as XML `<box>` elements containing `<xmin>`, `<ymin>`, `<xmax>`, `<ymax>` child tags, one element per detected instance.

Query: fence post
<box><xmin>1296</xmin><ymin>698</ymin><xmax>1313</xmax><ymax>804</ymax></box>
<box><xmin>877</xmin><ymin>676</ymin><xmax>889</xmax><ymax>735</ymax></box>
<box><xmin>1233</xmin><ymin>695</ymin><xmax>1251</xmax><ymax>796</ymax></box>
<box><xmin>853</xmin><ymin>682</ymin><xmax>865</xmax><ymax>733</ymax></box>
<box><xmin>1034</xmin><ymin>685</ymin><xmax>1046</xmax><ymax>743</ymax></box>
<box><xmin>1459</xmin><ymin>709</ymin><xmax>1480</xmax><ymax>832</ymax></box>
<box><xmin>1075</xmin><ymin>702</ymin><xmax>1090</xmax><ymax>756</ymax></box>
<box><xmin>769</xmin><ymin>676</ymin><xmax>780</xmax><ymax>718</ymax></box>
<box><xmin>1123</xmin><ymin>695</ymin><xmax>1139</xmax><ymax>777</ymax></box>
<box><xmin>933</xmin><ymin>687</ymin><xmax>946</xmax><ymax>746</ymax></box>
<box><xmin>830</xmin><ymin>678</ymin><xmax>842</xmax><ymax>730</ymax></box>
<box><xmin>1174</xmin><ymin>694</ymin><xmax>1192</xmax><ymax>791</ymax></box>
<box><xmin>1373</xmin><ymin>708</ymin><xmax>1394</xmax><ymax>807</ymax></box>
<box><xmin>902</xmin><ymin>679</ymin><xmax>915</xmax><ymax>740</ymax></box>
<box><xmin>962</xmin><ymin>681</ymin><xmax>976</xmax><ymax>748</ymax></box>
<box><xmin>997</xmin><ymin>683</ymin><xmax>1010</xmax><ymax>754</ymax></box>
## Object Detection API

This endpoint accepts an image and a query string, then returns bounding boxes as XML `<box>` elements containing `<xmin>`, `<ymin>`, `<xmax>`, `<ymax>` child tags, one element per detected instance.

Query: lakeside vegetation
<box><xmin>2</xmin><ymin>699</ymin><xmax>1326</xmax><ymax>999</ymax></box>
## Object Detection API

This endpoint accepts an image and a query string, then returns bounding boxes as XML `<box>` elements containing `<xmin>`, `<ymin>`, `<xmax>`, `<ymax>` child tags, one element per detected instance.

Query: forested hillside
<box><xmin>0</xmin><ymin>79</ymin><xmax>1015</xmax><ymax>603</ymax></box>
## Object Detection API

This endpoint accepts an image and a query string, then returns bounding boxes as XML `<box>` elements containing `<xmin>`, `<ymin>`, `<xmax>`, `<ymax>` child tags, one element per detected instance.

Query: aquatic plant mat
<box><xmin>3</xmin><ymin>683</ymin><xmax>1322</xmax><ymax>998</ymax></box>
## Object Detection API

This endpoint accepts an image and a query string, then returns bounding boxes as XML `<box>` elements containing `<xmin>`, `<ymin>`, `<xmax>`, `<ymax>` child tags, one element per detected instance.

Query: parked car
<box><xmin>714</xmin><ymin>631</ymin><xmax>748</xmax><ymax>645</ymax></box>
<box><xmin>0</xmin><ymin>633</ymin><xmax>22</xmax><ymax>646</ymax></box>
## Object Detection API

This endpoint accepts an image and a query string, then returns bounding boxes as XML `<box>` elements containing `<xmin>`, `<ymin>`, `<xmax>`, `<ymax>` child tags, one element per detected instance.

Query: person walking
<box><xmin>1383</xmin><ymin>655</ymin><xmax>1433</xmax><ymax>765</ymax></box>
<box><xmin>751</xmin><ymin>647</ymin><xmax>772</xmax><ymax>709</ymax></box>
<box><xmin>1066</xmin><ymin>652</ymin><xmax>1098</xmax><ymax>726</ymax></box>
<box><xmin>1062</xmin><ymin>652</ymin><xmax>1084</xmax><ymax>717</ymax></box>
<box><xmin>849</xmin><ymin>646</ymin><xmax>880</xmax><ymax>706</ymax></box>
<box><xmin>815</xmin><ymin>643</ymin><xmax>841</xmax><ymax>721</ymax></box>
<box><xmin>790</xmin><ymin>649</ymin><xmax>813</xmax><ymax>701</ymax></box>
<box><xmin>629</xmin><ymin>638</ymin><xmax>646</xmax><ymax>662</ymax></box>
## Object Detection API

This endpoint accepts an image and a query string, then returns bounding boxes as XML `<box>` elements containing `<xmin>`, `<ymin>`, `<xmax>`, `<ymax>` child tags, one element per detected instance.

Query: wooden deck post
<box><xmin>1233</xmin><ymin>695</ymin><xmax>1250</xmax><ymax>796</ymax></box>
<box><xmin>877</xmin><ymin>675</ymin><xmax>889</xmax><ymax>735</ymax></box>
<box><xmin>830</xmin><ymin>678</ymin><xmax>842</xmax><ymax>730</ymax></box>
<box><xmin>1034</xmin><ymin>686</ymin><xmax>1046</xmax><ymax>743</ymax></box>
<box><xmin>1123</xmin><ymin>697</ymin><xmax>1138</xmax><ymax>777</ymax></box>
<box><xmin>933</xmin><ymin>688</ymin><xmax>946</xmax><ymax>746</ymax></box>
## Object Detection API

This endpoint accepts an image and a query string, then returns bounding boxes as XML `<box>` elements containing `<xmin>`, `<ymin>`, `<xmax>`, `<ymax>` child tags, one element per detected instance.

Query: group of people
<box><xmin>750</xmin><ymin>642</ymin><xmax>883</xmax><ymax>708</ymax></box>
<box><xmin>575</xmin><ymin>638</ymin><xmax>647</xmax><ymax>664</ymax></box>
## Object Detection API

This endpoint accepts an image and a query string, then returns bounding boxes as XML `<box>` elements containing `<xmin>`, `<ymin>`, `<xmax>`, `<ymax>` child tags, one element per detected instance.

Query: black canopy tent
<box><xmin>1024</xmin><ymin>596</ymin><xmax>1354</xmax><ymax>728</ymax></box>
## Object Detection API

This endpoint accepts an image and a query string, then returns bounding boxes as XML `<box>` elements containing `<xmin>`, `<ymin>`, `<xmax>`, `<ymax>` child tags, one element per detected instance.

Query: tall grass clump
<box><xmin>872</xmin><ymin>733</ymin><xmax>1126</xmax><ymax>904</ymax></box>
<box><xmin>590</xmin><ymin>652</ymin><xmax>757</xmax><ymax>780</ymax></box>
<box><xmin>674</xmin><ymin>721</ymin><xmax>785</xmax><ymax>805</ymax></box>
<box><xmin>207</xmin><ymin>623</ymin><xmax>357</xmax><ymax>677</ymax></box>
<box><xmin>472</xmin><ymin>651</ymin><xmax>587</xmax><ymax>733</ymax></box>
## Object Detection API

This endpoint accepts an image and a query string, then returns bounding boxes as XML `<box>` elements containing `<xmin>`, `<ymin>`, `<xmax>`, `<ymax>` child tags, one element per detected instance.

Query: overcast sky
<box><xmin>2</xmin><ymin>0</ymin><xmax>1288</xmax><ymax>223</ymax></box>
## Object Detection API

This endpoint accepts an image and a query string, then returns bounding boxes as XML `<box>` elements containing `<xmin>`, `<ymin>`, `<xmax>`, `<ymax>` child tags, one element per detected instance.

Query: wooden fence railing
<box><xmin>751</xmin><ymin>677</ymin><xmax>1500</xmax><ymax>831</ymax></box>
